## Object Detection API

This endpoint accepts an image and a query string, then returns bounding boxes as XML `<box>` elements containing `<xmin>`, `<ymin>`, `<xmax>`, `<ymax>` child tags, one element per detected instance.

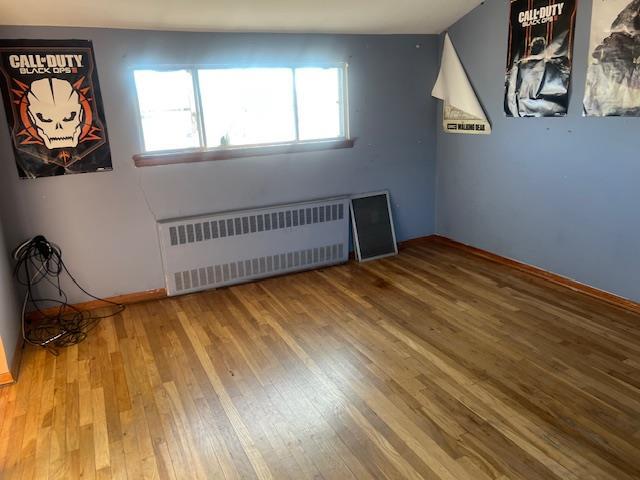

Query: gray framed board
<box><xmin>350</xmin><ymin>191</ymin><xmax>398</xmax><ymax>262</ymax></box>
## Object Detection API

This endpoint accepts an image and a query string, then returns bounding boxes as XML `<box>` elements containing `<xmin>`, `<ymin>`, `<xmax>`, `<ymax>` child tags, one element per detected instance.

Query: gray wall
<box><xmin>0</xmin><ymin>26</ymin><xmax>439</xmax><ymax>304</ymax></box>
<box><xmin>436</xmin><ymin>0</ymin><xmax>640</xmax><ymax>302</ymax></box>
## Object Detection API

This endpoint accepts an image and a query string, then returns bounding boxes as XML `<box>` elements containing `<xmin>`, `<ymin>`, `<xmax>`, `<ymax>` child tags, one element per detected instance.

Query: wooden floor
<box><xmin>1</xmin><ymin>239</ymin><xmax>640</xmax><ymax>480</ymax></box>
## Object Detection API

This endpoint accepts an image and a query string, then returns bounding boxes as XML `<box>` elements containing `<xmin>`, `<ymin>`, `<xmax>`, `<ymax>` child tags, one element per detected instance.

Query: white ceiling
<box><xmin>0</xmin><ymin>0</ymin><xmax>481</xmax><ymax>34</ymax></box>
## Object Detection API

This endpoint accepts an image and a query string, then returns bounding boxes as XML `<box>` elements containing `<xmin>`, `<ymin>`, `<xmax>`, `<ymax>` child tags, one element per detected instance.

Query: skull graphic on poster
<box><xmin>26</xmin><ymin>78</ymin><xmax>84</xmax><ymax>149</ymax></box>
<box><xmin>0</xmin><ymin>40</ymin><xmax>112</xmax><ymax>178</ymax></box>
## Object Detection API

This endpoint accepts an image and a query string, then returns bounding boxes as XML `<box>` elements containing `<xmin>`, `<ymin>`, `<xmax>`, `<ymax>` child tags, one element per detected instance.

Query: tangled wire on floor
<box><xmin>12</xmin><ymin>235</ymin><xmax>125</xmax><ymax>355</ymax></box>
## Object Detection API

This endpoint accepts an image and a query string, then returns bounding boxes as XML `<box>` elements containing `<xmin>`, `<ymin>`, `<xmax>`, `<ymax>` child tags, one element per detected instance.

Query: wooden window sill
<box><xmin>133</xmin><ymin>139</ymin><xmax>354</xmax><ymax>167</ymax></box>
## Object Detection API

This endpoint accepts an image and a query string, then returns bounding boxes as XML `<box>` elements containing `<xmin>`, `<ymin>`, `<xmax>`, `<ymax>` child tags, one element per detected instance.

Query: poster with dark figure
<box><xmin>584</xmin><ymin>0</ymin><xmax>640</xmax><ymax>116</ymax></box>
<box><xmin>504</xmin><ymin>0</ymin><xmax>577</xmax><ymax>117</ymax></box>
<box><xmin>0</xmin><ymin>40</ymin><xmax>111</xmax><ymax>178</ymax></box>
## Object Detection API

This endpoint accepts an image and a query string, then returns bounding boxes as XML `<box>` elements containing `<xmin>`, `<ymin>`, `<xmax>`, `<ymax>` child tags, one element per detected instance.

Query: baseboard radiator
<box><xmin>158</xmin><ymin>196</ymin><xmax>350</xmax><ymax>296</ymax></box>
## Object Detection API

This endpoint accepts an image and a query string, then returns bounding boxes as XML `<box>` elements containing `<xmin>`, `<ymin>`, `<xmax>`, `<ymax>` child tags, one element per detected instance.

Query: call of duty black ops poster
<box><xmin>0</xmin><ymin>40</ymin><xmax>112</xmax><ymax>178</ymax></box>
<box><xmin>504</xmin><ymin>0</ymin><xmax>577</xmax><ymax>117</ymax></box>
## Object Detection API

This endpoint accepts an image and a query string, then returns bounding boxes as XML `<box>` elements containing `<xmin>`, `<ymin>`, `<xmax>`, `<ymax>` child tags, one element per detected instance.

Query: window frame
<box><xmin>131</xmin><ymin>63</ymin><xmax>352</xmax><ymax>166</ymax></box>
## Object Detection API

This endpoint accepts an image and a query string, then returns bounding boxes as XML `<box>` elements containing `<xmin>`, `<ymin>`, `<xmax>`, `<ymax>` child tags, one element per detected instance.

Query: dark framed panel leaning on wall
<box><xmin>131</xmin><ymin>63</ymin><xmax>353</xmax><ymax>167</ymax></box>
<box><xmin>350</xmin><ymin>191</ymin><xmax>398</xmax><ymax>262</ymax></box>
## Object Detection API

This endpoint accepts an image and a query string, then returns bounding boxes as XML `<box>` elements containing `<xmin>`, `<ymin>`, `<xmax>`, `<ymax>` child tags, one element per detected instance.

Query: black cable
<box><xmin>12</xmin><ymin>235</ymin><xmax>125</xmax><ymax>354</ymax></box>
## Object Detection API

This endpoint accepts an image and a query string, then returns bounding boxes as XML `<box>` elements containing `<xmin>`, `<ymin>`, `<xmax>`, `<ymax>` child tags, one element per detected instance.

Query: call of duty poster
<box><xmin>0</xmin><ymin>40</ymin><xmax>111</xmax><ymax>179</ymax></box>
<box><xmin>584</xmin><ymin>0</ymin><xmax>640</xmax><ymax>116</ymax></box>
<box><xmin>504</xmin><ymin>0</ymin><xmax>577</xmax><ymax>117</ymax></box>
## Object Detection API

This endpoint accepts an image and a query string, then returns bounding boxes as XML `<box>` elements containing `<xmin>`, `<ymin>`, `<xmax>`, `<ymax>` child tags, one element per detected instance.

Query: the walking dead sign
<box><xmin>584</xmin><ymin>0</ymin><xmax>640</xmax><ymax>116</ymax></box>
<box><xmin>0</xmin><ymin>40</ymin><xmax>112</xmax><ymax>179</ymax></box>
<box><xmin>504</xmin><ymin>0</ymin><xmax>577</xmax><ymax>117</ymax></box>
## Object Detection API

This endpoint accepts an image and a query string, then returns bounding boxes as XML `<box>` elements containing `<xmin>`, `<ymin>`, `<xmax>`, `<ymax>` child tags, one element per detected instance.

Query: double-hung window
<box><xmin>133</xmin><ymin>65</ymin><xmax>349</xmax><ymax>164</ymax></box>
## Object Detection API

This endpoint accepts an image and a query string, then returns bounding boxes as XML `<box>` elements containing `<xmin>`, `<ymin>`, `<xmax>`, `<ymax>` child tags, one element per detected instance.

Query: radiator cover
<box><xmin>157</xmin><ymin>196</ymin><xmax>350</xmax><ymax>296</ymax></box>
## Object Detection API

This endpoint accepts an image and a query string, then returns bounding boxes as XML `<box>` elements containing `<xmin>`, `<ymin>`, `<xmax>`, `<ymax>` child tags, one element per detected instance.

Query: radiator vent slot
<box><xmin>158</xmin><ymin>197</ymin><xmax>349</xmax><ymax>296</ymax></box>
<box><xmin>168</xmin><ymin>202</ymin><xmax>345</xmax><ymax>246</ymax></box>
<box><xmin>172</xmin><ymin>243</ymin><xmax>344</xmax><ymax>292</ymax></box>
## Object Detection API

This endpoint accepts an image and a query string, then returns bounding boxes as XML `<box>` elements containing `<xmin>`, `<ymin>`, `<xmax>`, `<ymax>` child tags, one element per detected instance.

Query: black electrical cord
<box><xmin>12</xmin><ymin>235</ymin><xmax>125</xmax><ymax>355</ymax></box>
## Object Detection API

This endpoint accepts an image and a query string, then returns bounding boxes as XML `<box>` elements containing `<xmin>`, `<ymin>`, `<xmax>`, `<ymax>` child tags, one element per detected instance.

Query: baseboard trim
<box><xmin>0</xmin><ymin>371</ymin><xmax>15</xmax><ymax>387</ymax></box>
<box><xmin>430</xmin><ymin>235</ymin><xmax>640</xmax><ymax>315</ymax></box>
<box><xmin>346</xmin><ymin>235</ymin><xmax>437</xmax><ymax>260</ymax></box>
<box><xmin>8</xmin><ymin>334</ymin><xmax>24</xmax><ymax>384</ymax></box>
<box><xmin>26</xmin><ymin>288</ymin><xmax>167</xmax><ymax>321</ymax></box>
<box><xmin>398</xmin><ymin>236</ymin><xmax>435</xmax><ymax>249</ymax></box>
<box><xmin>22</xmin><ymin>239</ymin><xmax>436</xmax><ymax>316</ymax></box>
<box><xmin>22</xmin><ymin>234</ymin><xmax>639</xmax><ymax>328</ymax></box>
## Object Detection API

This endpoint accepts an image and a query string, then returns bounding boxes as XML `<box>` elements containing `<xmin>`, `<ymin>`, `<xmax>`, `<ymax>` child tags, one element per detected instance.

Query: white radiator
<box><xmin>157</xmin><ymin>196</ymin><xmax>350</xmax><ymax>296</ymax></box>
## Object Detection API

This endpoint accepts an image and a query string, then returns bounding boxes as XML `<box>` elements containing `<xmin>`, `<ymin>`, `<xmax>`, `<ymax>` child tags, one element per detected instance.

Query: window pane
<box><xmin>295</xmin><ymin>68</ymin><xmax>342</xmax><ymax>140</ymax></box>
<box><xmin>198</xmin><ymin>68</ymin><xmax>296</xmax><ymax>148</ymax></box>
<box><xmin>134</xmin><ymin>70</ymin><xmax>200</xmax><ymax>151</ymax></box>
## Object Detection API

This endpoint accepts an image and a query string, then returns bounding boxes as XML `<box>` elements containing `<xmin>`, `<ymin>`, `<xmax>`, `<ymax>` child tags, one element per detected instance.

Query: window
<box><xmin>133</xmin><ymin>65</ymin><xmax>349</xmax><ymax>160</ymax></box>
<box><xmin>198</xmin><ymin>68</ymin><xmax>296</xmax><ymax>147</ymax></box>
<box><xmin>295</xmin><ymin>68</ymin><xmax>343</xmax><ymax>141</ymax></box>
<box><xmin>133</xmin><ymin>70</ymin><xmax>200</xmax><ymax>152</ymax></box>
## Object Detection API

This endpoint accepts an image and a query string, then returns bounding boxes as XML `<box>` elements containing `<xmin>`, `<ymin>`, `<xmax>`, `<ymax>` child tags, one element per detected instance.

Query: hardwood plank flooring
<box><xmin>1</xmin><ymin>239</ymin><xmax>639</xmax><ymax>479</ymax></box>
